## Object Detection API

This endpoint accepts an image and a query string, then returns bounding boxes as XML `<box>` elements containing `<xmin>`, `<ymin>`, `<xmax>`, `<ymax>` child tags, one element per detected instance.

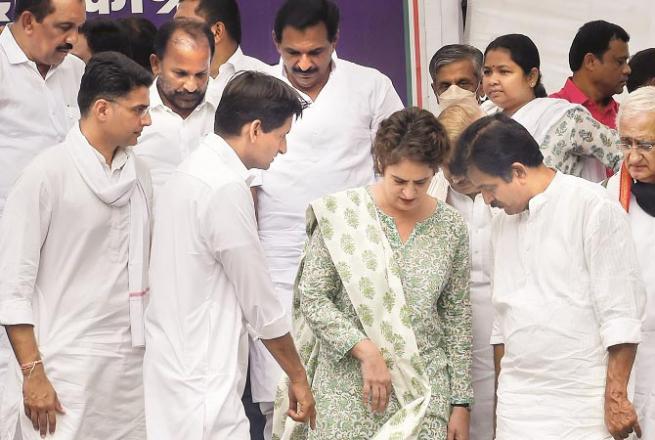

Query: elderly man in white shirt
<box><xmin>428</xmin><ymin>102</ymin><xmax>496</xmax><ymax>440</ymax></box>
<box><xmin>175</xmin><ymin>0</ymin><xmax>270</xmax><ymax>104</ymax></box>
<box><xmin>143</xmin><ymin>71</ymin><xmax>315</xmax><ymax>440</ymax></box>
<box><xmin>606</xmin><ymin>86</ymin><xmax>655</xmax><ymax>440</ymax></box>
<box><xmin>451</xmin><ymin>113</ymin><xmax>645</xmax><ymax>440</ymax></box>
<box><xmin>0</xmin><ymin>52</ymin><xmax>153</xmax><ymax>440</ymax></box>
<box><xmin>0</xmin><ymin>0</ymin><xmax>85</xmax><ymax>427</ymax></box>
<box><xmin>249</xmin><ymin>1</ymin><xmax>404</xmax><ymax>435</ymax></box>
<box><xmin>134</xmin><ymin>18</ymin><xmax>218</xmax><ymax>194</ymax></box>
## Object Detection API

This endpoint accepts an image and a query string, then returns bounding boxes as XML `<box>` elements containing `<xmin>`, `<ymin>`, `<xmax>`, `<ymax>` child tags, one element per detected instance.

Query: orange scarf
<box><xmin>619</xmin><ymin>163</ymin><xmax>632</xmax><ymax>212</ymax></box>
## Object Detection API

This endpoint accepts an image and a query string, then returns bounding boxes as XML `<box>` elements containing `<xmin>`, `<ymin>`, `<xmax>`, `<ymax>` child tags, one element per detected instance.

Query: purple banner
<box><xmin>1</xmin><ymin>0</ymin><xmax>407</xmax><ymax>103</ymax></box>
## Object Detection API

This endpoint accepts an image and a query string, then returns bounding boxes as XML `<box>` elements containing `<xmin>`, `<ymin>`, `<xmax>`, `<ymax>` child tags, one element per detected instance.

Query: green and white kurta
<box><xmin>274</xmin><ymin>187</ymin><xmax>472</xmax><ymax>440</ymax></box>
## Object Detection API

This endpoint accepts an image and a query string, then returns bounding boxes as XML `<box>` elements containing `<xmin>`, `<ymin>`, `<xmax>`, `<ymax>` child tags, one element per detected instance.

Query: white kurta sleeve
<box><xmin>584</xmin><ymin>200</ymin><xmax>645</xmax><ymax>349</ymax></box>
<box><xmin>370</xmin><ymin>74</ymin><xmax>404</xmax><ymax>135</ymax></box>
<box><xmin>0</xmin><ymin>161</ymin><xmax>52</xmax><ymax>326</ymax></box>
<box><xmin>202</xmin><ymin>181</ymin><xmax>290</xmax><ymax>340</ymax></box>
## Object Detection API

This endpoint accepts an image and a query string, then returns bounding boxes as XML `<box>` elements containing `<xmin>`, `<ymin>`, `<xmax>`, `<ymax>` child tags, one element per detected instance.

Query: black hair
<box><xmin>118</xmin><ymin>17</ymin><xmax>157</xmax><ymax>72</ymax></box>
<box><xmin>13</xmin><ymin>0</ymin><xmax>74</xmax><ymax>21</ymax></box>
<box><xmin>450</xmin><ymin>113</ymin><xmax>543</xmax><ymax>180</ymax></box>
<box><xmin>627</xmin><ymin>48</ymin><xmax>655</xmax><ymax>93</ymax></box>
<box><xmin>274</xmin><ymin>0</ymin><xmax>339</xmax><ymax>43</ymax></box>
<box><xmin>80</xmin><ymin>19</ymin><xmax>132</xmax><ymax>59</ymax></box>
<box><xmin>181</xmin><ymin>0</ymin><xmax>242</xmax><ymax>45</ymax></box>
<box><xmin>77</xmin><ymin>51</ymin><xmax>153</xmax><ymax>116</ymax></box>
<box><xmin>214</xmin><ymin>71</ymin><xmax>306</xmax><ymax>137</ymax></box>
<box><xmin>153</xmin><ymin>18</ymin><xmax>216</xmax><ymax>61</ymax></box>
<box><xmin>484</xmin><ymin>34</ymin><xmax>547</xmax><ymax>98</ymax></box>
<box><xmin>569</xmin><ymin>20</ymin><xmax>630</xmax><ymax>72</ymax></box>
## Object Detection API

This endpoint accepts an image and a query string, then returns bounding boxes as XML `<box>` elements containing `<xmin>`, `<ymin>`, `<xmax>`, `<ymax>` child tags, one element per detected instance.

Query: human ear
<box><xmin>248</xmin><ymin>120</ymin><xmax>262</xmax><ymax>143</ymax></box>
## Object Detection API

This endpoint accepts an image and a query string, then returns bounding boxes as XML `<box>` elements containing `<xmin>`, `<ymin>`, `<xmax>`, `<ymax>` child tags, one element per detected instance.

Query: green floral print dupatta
<box><xmin>272</xmin><ymin>187</ymin><xmax>431</xmax><ymax>439</ymax></box>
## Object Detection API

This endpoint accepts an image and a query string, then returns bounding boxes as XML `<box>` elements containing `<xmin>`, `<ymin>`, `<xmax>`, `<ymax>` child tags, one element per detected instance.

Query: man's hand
<box><xmin>287</xmin><ymin>375</ymin><xmax>316</xmax><ymax>430</ymax></box>
<box><xmin>447</xmin><ymin>406</ymin><xmax>470</xmax><ymax>440</ymax></box>
<box><xmin>605</xmin><ymin>343</ymin><xmax>641</xmax><ymax>439</ymax></box>
<box><xmin>605</xmin><ymin>390</ymin><xmax>641</xmax><ymax>439</ymax></box>
<box><xmin>351</xmin><ymin>339</ymin><xmax>392</xmax><ymax>414</ymax></box>
<box><xmin>22</xmin><ymin>364</ymin><xmax>65</xmax><ymax>438</ymax></box>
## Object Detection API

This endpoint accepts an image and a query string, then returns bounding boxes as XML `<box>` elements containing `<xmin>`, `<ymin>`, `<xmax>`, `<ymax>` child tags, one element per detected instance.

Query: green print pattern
<box><xmin>541</xmin><ymin>107</ymin><xmax>621</xmax><ymax>176</ymax></box>
<box><xmin>272</xmin><ymin>187</ymin><xmax>472</xmax><ymax>440</ymax></box>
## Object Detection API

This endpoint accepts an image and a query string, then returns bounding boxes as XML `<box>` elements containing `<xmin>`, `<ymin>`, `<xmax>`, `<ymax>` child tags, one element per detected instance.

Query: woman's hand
<box><xmin>351</xmin><ymin>339</ymin><xmax>392</xmax><ymax>414</ymax></box>
<box><xmin>447</xmin><ymin>406</ymin><xmax>470</xmax><ymax>440</ymax></box>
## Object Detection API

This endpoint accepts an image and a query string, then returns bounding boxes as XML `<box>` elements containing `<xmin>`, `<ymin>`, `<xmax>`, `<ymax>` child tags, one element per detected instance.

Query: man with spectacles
<box><xmin>0</xmin><ymin>51</ymin><xmax>153</xmax><ymax>439</ymax></box>
<box><xmin>134</xmin><ymin>18</ymin><xmax>217</xmax><ymax>195</ymax></box>
<box><xmin>606</xmin><ymin>85</ymin><xmax>655</xmax><ymax>440</ymax></box>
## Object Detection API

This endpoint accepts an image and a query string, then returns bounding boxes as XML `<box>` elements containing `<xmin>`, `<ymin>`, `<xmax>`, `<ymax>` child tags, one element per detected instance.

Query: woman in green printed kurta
<box><xmin>273</xmin><ymin>108</ymin><xmax>473</xmax><ymax>440</ymax></box>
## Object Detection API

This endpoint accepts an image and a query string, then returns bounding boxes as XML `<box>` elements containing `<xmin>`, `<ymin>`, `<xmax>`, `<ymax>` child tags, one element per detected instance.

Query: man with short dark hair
<box><xmin>143</xmin><ymin>71</ymin><xmax>315</xmax><ymax>440</ymax></box>
<box><xmin>0</xmin><ymin>51</ymin><xmax>153</xmax><ymax>440</ymax></box>
<box><xmin>550</xmin><ymin>20</ymin><xmax>631</xmax><ymax>181</ymax></box>
<box><xmin>550</xmin><ymin>20</ymin><xmax>630</xmax><ymax>129</ymax></box>
<box><xmin>0</xmin><ymin>0</ymin><xmax>86</xmax><ymax>426</ymax></box>
<box><xmin>175</xmin><ymin>0</ymin><xmax>269</xmax><ymax>103</ymax></box>
<box><xmin>627</xmin><ymin>48</ymin><xmax>655</xmax><ymax>92</ymax></box>
<box><xmin>451</xmin><ymin>113</ymin><xmax>645</xmax><ymax>440</ymax></box>
<box><xmin>251</xmin><ymin>1</ymin><xmax>403</xmax><ymax>437</ymax></box>
<box><xmin>134</xmin><ymin>18</ymin><xmax>217</xmax><ymax>194</ymax></box>
<box><xmin>71</xmin><ymin>18</ymin><xmax>131</xmax><ymax>63</ymax></box>
<box><xmin>429</xmin><ymin>44</ymin><xmax>483</xmax><ymax>112</ymax></box>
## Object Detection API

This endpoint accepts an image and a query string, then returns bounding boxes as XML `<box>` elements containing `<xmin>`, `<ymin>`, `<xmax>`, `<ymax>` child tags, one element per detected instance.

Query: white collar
<box><xmin>203</xmin><ymin>133</ymin><xmax>253</xmax><ymax>184</ymax></box>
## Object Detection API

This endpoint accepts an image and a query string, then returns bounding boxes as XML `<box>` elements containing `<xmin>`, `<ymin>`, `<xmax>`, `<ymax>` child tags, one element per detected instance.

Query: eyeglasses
<box><xmin>106</xmin><ymin>99</ymin><xmax>150</xmax><ymax>118</ymax></box>
<box><xmin>618</xmin><ymin>138</ymin><xmax>655</xmax><ymax>153</ymax></box>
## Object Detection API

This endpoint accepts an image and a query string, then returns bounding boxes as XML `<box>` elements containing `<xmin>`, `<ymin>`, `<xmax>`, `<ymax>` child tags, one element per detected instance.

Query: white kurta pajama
<box><xmin>490</xmin><ymin>172</ymin><xmax>645</xmax><ymax>440</ymax></box>
<box><xmin>0</xmin><ymin>27</ymin><xmax>84</xmax><ymax>420</ymax></box>
<box><xmin>428</xmin><ymin>172</ymin><xmax>496</xmax><ymax>440</ymax></box>
<box><xmin>134</xmin><ymin>81</ymin><xmax>219</xmax><ymax>194</ymax></box>
<box><xmin>607</xmin><ymin>175</ymin><xmax>655</xmax><ymax>439</ymax></box>
<box><xmin>143</xmin><ymin>133</ymin><xmax>290</xmax><ymax>440</ymax></box>
<box><xmin>0</xmin><ymin>125</ymin><xmax>152</xmax><ymax>440</ymax></box>
<box><xmin>251</xmin><ymin>54</ymin><xmax>404</xmax><ymax>406</ymax></box>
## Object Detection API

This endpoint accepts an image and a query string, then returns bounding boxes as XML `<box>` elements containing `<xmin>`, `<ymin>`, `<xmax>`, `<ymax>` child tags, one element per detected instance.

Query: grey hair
<box><xmin>429</xmin><ymin>44</ymin><xmax>483</xmax><ymax>82</ymax></box>
<box><xmin>617</xmin><ymin>86</ymin><xmax>655</xmax><ymax>131</ymax></box>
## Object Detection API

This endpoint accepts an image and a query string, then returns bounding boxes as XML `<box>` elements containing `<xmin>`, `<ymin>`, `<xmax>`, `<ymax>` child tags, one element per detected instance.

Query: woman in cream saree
<box><xmin>273</xmin><ymin>108</ymin><xmax>473</xmax><ymax>440</ymax></box>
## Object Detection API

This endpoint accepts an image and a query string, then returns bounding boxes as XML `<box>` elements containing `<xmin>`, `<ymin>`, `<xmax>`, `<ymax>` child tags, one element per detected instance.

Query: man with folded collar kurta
<box><xmin>607</xmin><ymin>85</ymin><xmax>655</xmax><ymax>440</ymax></box>
<box><xmin>0</xmin><ymin>51</ymin><xmax>153</xmax><ymax>440</ymax></box>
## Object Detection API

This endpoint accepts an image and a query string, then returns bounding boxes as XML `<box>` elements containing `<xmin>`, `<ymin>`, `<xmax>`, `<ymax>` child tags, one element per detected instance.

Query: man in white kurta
<box><xmin>251</xmin><ymin>3</ymin><xmax>404</xmax><ymax>426</ymax></box>
<box><xmin>143</xmin><ymin>70</ymin><xmax>315</xmax><ymax>440</ymax></box>
<box><xmin>0</xmin><ymin>1</ymin><xmax>85</xmax><ymax>426</ymax></box>
<box><xmin>174</xmin><ymin>0</ymin><xmax>270</xmax><ymax>104</ymax></box>
<box><xmin>428</xmin><ymin>171</ymin><xmax>495</xmax><ymax>440</ymax></box>
<box><xmin>134</xmin><ymin>19</ymin><xmax>218</xmax><ymax>194</ymax></box>
<box><xmin>607</xmin><ymin>86</ymin><xmax>655</xmax><ymax>440</ymax></box>
<box><xmin>0</xmin><ymin>52</ymin><xmax>154</xmax><ymax>439</ymax></box>
<box><xmin>453</xmin><ymin>113</ymin><xmax>645</xmax><ymax>440</ymax></box>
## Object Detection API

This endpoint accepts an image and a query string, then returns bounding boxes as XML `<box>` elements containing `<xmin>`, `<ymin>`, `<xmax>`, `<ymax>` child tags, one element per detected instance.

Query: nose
<box><xmin>279</xmin><ymin>139</ymin><xmax>287</xmax><ymax>155</ymax></box>
<box><xmin>142</xmin><ymin>111</ymin><xmax>152</xmax><ymax>127</ymax></box>
<box><xmin>183</xmin><ymin>77</ymin><xmax>199</xmax><ymax>93</ymax></box>
<box><xmin>402</xmin><ymin>185</ymin><xmax>417</xmax><ymax>199</ymax></box>
<box><xmin>481</xmin><ymin>190</ymin><xmax>494</xmax><ymax>205</ymax></box>
<box><xmin>66</xmin><ymin>27</ymin><xmax>80</xmax><ymax>45</ymax></box>
<box><xmin>297</xmin><ymin>55</ymin><xmax>313</xmax><ymax>72</ymax></box>
<box><xmin>623</xmin><ymin>63</ymin><xmax>632</xmax><ymax>76</ymax></box>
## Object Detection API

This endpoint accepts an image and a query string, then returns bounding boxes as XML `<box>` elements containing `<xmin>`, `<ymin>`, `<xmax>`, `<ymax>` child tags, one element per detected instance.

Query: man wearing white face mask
<box><xmin>429</xmin><ymin>44</ymin><xmax>483</xmax><ymax>113</ymax></box>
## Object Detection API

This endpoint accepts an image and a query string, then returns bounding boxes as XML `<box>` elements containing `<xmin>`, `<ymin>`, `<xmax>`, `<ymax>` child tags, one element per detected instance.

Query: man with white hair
<box><xmin>606</xmin><ymin>85</ymin><xmax>655</xmax><ymax>439</ymax></box>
